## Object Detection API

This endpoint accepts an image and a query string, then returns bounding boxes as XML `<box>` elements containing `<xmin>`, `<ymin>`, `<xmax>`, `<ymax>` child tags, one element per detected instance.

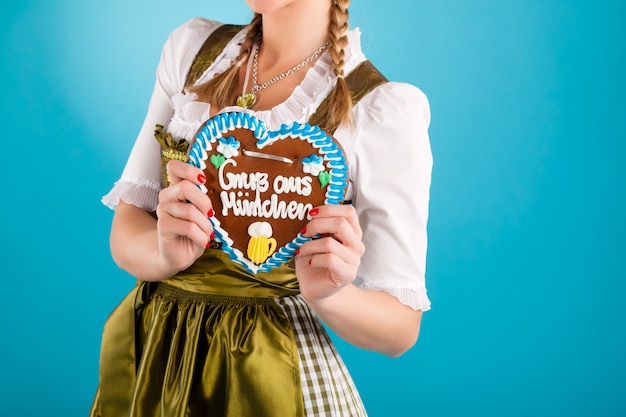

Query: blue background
<box><xmin>1</xmin><ymin>1</ymin><xmax>625</xmax><ymax>416</ymax></box>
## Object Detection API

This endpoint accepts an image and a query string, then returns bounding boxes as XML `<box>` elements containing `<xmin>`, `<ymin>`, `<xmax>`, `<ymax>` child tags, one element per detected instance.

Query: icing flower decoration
<box><xmin>302</xmin><ymin>154</ymin><xmax>325</xmax><ymax>176</ymax></box>
<box><xmin>217</xmin><ymin>136</ymin><xmax>241</xmax><ymax>158</ymax></box>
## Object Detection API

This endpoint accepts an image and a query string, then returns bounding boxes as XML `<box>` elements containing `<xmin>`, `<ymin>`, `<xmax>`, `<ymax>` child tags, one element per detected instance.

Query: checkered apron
<box><xmin>276</xmin><ymin>295</ymin><xmax>368</xmax><ymax>416</ymax></box>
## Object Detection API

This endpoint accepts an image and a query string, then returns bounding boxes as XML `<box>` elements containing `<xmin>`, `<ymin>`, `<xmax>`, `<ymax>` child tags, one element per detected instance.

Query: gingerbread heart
<box><xmin>188</xmin><ymin>111</ymin><xmax>348</xmax><ymax>274</ymax></box>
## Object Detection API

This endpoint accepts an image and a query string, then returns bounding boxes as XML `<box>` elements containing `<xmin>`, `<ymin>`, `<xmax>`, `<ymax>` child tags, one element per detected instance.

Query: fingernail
<box><xmin>206</xmin><ymin>241</ymin><xmax>212</xmax><ymax>249</ymax></box>
<box><xmin>295</xmin><ymin>248</ymin><xmax>300</xmax><ymax>256</ymax></box>
<box><xmin>300</xmin><ymin>226</ymin><xmax>307</xmax><ymax>235</ymax></box>
<box><xmin>197</xmin><ymin>173</ymin><xmax>207</xmax><ymax>184</ymax></box>
<box><xmin>308</xmin><ymin>208</ymin><xmax>319</xmax><ymax>216</ymax></box>
<box><xmin>207</xmin><ymin>208</ymin><xmax>215</xmax><ymax>217</ymax></box>
<box><xmin>210</xmin><ymin>231</ymin><xmax>215</xmax><ymax>241</ymax></box>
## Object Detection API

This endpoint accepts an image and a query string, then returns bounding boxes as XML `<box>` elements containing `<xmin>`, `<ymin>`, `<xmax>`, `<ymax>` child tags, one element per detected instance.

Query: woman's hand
<box><xmin>295</xmin><ymin>204</ymin><xmax>365</xmax><ymax>304</ymax></box>
<box><xmin>293</xmin><ymin>204</ymin><xmax>422</xmax><ymax>357</ymax></box>
<box><xmin>155</xmin><ymin>160</ymin><xmax>214</xmax><ymax>273</ymax></box>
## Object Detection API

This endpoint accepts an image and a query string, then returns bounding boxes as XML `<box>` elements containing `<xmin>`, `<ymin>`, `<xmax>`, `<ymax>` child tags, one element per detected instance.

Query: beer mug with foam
<box><xmin>247</xmin><ymin>222</ymin><xmax>277</xmax><ymax>264</ymax></box>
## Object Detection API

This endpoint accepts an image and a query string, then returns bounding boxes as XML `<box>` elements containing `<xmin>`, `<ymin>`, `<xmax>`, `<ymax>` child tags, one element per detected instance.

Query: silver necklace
<box><xmin>237</xmin><ymin>40</ymin><xmax>331</xmax><ymax>109</ymax></box>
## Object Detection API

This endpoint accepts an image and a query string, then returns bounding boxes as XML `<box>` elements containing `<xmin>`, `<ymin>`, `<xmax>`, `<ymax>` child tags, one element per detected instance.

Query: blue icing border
<box><xmin>188</xmin><ymin>111</ymin><xmax>348</xmax><ymax>274</ymax></box>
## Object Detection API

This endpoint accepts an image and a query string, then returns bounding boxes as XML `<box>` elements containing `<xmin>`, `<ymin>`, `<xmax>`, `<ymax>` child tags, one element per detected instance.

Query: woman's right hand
<box><xmin>155</xmin><ymin>159</ymin><xmax>214</xmax><ymax>273</ymax></box>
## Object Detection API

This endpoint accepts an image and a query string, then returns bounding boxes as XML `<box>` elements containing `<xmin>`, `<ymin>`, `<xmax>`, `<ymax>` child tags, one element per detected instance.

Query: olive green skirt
<box><xmin>90</xmin><ymin>249</ymin><xmax>366</xmax><ymax>417</ymax></box>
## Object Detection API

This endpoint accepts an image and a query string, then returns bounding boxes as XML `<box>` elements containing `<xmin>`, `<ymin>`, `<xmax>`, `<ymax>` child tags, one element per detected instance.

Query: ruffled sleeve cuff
<box><xmin>353</xmin><ymin>276</ymin><xmax>431</xmax><ymax>312</ymax></box>
<box><xmin>101</xmin><ymin>177</ymin><xmax>160</xmax><ymax>212</ymax></box>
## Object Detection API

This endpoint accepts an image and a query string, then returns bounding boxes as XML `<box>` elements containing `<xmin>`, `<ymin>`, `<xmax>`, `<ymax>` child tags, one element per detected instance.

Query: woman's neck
<box><xmin>258</xmin><ymin>1</ymin><xmax>331</xmax><ymax>65</ymax></box>
<box><xmin>236</xmin><ymin>0</ymin><xmax>333</xmax><ymax>111</ymax></box>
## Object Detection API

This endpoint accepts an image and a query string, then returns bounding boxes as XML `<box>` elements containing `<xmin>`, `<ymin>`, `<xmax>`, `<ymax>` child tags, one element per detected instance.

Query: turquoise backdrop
<box><xmin>1</xmin><ymin>1</ymin><xmax>624</xmax><ymax>416</ymax></box>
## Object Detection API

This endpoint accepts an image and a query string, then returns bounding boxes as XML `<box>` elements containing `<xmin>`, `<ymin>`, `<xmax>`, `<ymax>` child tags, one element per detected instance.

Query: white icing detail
<box><xmin>216</xmin><ymin>137</ymin><xmax>240</xmax><ymax>158</ymax></box>
<box><xmin>220</xmin><ymin>191</ymin><xmax>313</xmax><ymax>220</ymax></box>
<box><xmin>242</xmin><ymin>149</ymin><xmax>293</xmax><ymax>164</ymax></box>
<box><xmin>218</xmin><ymin>159</ymin><xmax>270</xmax><ymax>193</ymax></box>
<box><xmin>302</xmin><ymin>154</ymin><xmax>325</xmax><ymax>176</ymax></box>
<box><xmin>248</xmin><ymin>221</ymin><xmax>273</xmax><ymax>238</ymax></box>
<box><xmin>273</xmin><ymin>175</ymin><xmax>312</xmax><ymax>196</ymax></box>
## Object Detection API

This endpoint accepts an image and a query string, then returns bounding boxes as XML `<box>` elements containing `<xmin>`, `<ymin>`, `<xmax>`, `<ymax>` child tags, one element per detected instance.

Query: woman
<box><xmin>91</xmin><ymin>0</ymin><xmax>432</xmax><ymax>415</ymax></box>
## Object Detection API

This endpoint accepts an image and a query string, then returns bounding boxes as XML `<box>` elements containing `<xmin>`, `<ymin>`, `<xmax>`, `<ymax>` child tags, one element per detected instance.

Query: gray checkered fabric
<box><xmin>275</xmin><ymin>295</ymin><xmax>368</xmax><ymax>417</ymax></box>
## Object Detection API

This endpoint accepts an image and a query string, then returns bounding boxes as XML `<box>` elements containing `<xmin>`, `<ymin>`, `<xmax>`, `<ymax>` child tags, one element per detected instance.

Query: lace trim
<box><xmin>101</xmin><ymin>177</ymin><xmax>160</xmax><ymax>211</ymax></box>
<box><xmin>241</xmin><ymin>53</ymin><xmax>336</xmax><ymax>130</ymax></box>
<box><xmin>167</xmin><ymin>93</ymin><xmax>211</xmax><ymax>140</ymax></box>
<box><xmin>353</xmin><ymin>276</ymin><xmax>431</xmax><ymax>312</ymax></box>
<box><xmin>192</xmin><ymin>28</ymin><xmax>364</xmax><ymax>131</ymax></box>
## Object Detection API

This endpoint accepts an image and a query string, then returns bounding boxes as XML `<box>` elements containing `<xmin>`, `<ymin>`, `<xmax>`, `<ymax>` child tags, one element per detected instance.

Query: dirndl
<box><xmin>90</xmin><ymin>249</ymin><xmax>367</xmax><ymax>417</ymax></box>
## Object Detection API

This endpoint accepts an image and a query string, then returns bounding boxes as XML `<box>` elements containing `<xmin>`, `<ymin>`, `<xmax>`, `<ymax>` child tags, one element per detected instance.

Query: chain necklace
<box><xmin>236</xmin><ymin>40</ymin><xmax>331</xmax><ymax>109</ymax></box>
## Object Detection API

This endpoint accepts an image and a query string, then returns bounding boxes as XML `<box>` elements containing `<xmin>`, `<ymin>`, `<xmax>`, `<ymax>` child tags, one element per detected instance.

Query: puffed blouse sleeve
<box><xmin>347</xmin><ymin>82</ymin><xmax>433</xmax><ymax>311</ymax></box>
<box><xmin>101</xmin><ymin>17</ymin><xmax>223</xmax><ymax>211</ymax></box>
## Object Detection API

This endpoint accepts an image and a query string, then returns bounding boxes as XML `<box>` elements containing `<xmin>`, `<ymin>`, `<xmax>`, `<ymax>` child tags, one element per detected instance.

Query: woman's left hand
<box><xmin>295</xmin><ymin>205</ymin><xmax>365</xmax><ymax>304</ymax></box>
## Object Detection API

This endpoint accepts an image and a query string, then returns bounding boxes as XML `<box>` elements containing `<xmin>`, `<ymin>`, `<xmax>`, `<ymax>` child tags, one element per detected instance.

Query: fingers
<box><xmin>157</xmin><ymin>199</ymin><xmax>213</xmax><ymax>239</ymax></box>
<box><xmin>166</xmin><ymin>159</ymin><xmax>206</xmax><ymax>185</ymax></box>
<box><xmin>299</xmin><ymin>236</ymin><xmax>361</xmax><ymax>273</ymax></box>
<box><xmin>311</xmin><ymin>257</ymin><xmax>353</xmax><ymax>287</ymax></box>
<box><xmin>297</xmin><ymin>205</ymin><xmax>364</xmax><ymax>279</ymax></box>
<box><xmin>157</xmin><ymin>160</ymin><xmax>214</xmax><ymax>246</ymax></box>
<box><xmin>301</xmin><ymin>205</ymin><xmax>364</xmax><ymax>252</ymax></box>
<box><xmin>159</xmin><ymin>178</ymin><xmax>213</xmax><ymax>219</ymax></box>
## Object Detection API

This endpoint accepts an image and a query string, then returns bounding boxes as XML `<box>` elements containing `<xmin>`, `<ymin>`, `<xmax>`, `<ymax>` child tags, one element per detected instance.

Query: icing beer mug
<box><xmin>247</xmin><ymin>222</ymin><xmax>277</xmax><ymax>264</ymax></box>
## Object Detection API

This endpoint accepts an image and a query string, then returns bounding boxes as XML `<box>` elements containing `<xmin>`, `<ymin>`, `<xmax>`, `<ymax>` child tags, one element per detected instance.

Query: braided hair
<box><xmin>191</xmin><ymin>13</ymin><xmax>262</xmax><ymax>108</ymax></box>
<box><xmin>326</xmin><ymin>0</ymin><xmax>352</xmax><ymax>132</ymax></box>
<box><xmin>193</xmin><ymin>1</ymin><xmax>352</xmax><ymax>131</ymax></box>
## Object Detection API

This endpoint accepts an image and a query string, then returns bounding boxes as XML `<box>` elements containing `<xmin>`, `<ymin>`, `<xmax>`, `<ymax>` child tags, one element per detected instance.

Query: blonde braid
<box><xmin>192</xmin><ymin>14</ymin><xmax>262</xmax><ymax>108</ymax></box>
<box><xmin>326</xmin><ymin>0</ymin><xmax>352</xmax><ymax>132</ymax></box>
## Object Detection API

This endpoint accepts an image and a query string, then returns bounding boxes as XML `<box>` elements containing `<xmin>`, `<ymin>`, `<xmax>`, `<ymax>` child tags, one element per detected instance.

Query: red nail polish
<box><xmin>207</xmin><ymin>208</ymin><xmax>214</xmax><ymax>217</ymax></box>
<box><xmin>295</xmin><ymin>248</ymin><xmax>300</xmax><ymax>255</ymax></box>
<box><xmin>210</xmin><ymin>231</ymin><xmax>215</xmax><ymax>241</ymax></box>
<box><xmin>197</xmin><ymin>173</ymin><xmax>207</xmax><ymax>184</ymax></box>
<box><xmin>206</xmin><ymin>242</ymin><xmax>211</xmax><ymax>249</ymax></box>
<box><xmin>300</xmin><ymin>226</ymin><xmax>307</xmax><ymax>235</ymax></box>
<box><xmin>309</xmin><ymin>208</ymin><xmax>319</xmax><ymax>216</ymax></box>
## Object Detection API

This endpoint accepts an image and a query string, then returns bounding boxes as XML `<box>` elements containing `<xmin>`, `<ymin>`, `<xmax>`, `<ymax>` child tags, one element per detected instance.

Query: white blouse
<box><xmin>102</xmin><ymin>17</ymin><xmax>432</xmax><ymax>311</ymax></box>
